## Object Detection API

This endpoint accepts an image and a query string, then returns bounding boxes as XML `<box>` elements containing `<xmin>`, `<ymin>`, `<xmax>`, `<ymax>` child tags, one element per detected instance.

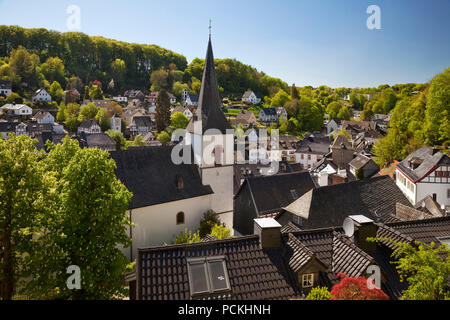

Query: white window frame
<box><xmin>302</xmin><ymin>273</ymin><xmax>314</xmax><ymax>287</ymax></box>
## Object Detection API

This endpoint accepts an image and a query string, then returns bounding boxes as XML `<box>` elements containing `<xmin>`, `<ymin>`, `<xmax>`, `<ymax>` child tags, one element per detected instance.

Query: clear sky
<box><xmin>0</xmin><ymin>0</ymin><xmax>448</xmax><ymax>88</ymax></box>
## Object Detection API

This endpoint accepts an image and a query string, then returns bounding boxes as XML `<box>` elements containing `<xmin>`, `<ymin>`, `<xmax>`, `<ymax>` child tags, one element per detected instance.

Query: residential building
<box><xmin>124</xmin><ymin>89</ymin><xmax>145</xmax><ymax>102</ymax></box>
<box><xmin>113</xmin><ymin>96</ymin><xmax>128</xmax><ymax>103</ymax></box>
<box><xmin>79</xmin><ymin>132</ymin><xmax>116</xmax><ymax>151</ymax></box>
<box><xmin>258</xmin><ymin>108</ymin><xmax>278</xmax><ymax>124</ymax></box>
<box><xmin>275</xmin><ymin>107</ymin><xmax>288</xmax><ymax>120</ymax></box>
<box><xmin>234</xmin><ymin>110</ymin><xmax>257</xmax><ymax>128</ymax></box>
<box><xmin>0</xmin><ymin>121</ymin><xmax>27</xmax><ymax>139</ymax></box>
<box><xmin>242</xmin><ymin>90</ymin><xmax>261</xmax><ymax>104</ymax></box>
<box><xmin>349</xmin><ymin>154</ymin><xmax>379</xmax><ymax>179</ymax></box>
<box><xmin>234</xmin><ymin>171</ymin><xmax>315</xmax><ymax>235</ymax></box>
<box><xmin>32</xmin><ymin>88</ymin><xmax>52</xmax><ymax>102</ymax></box>
<box><xmin>275</xmin><ymin>176</ymin><xmax>411</xmax><ymax>230</ymax></box>
<box><xmin>294</xmin><ymin>134</ymin><xmax>331</xmax><ymax>170</ymax></box>
<box><xmin>129</xmin><ymin>116</ymin><xmax>154</xmax><ymax>137</ymax></box>
<box><xmin>77</xmin><ymin>120</ymin><xmax>101</xmax><ymax>135</ymax></box>
<box><xmin>32</xmin><ymin>111</ymin><xmax>55</xmax><ymax>125</ymax></box>
<box><xmin>330</xmin><ymin>134</ymin><xmax>354</xmax><ymax>170</ymax></box>
<box><xmin>326</xmin><ymin>118</ymin><xmax>342</xmax><ymax>135</ymax></box>
<box><xmin>0</xmin><ymin>80</ymin><xmax>12</xmax><ymax>96</ymax></box>
<box><xmin>171</xmin><ymin>106</ymin><xmax>193</xmax><ymax>119</ymax></box>
<box><xmin>0</xmin><ymin>104</ymin><xmax>32</xmax><ymax>116</ymax></box>
<box><xmin>395</xmin><ymin>146</ymin><xmax>450</xmax><ymax>212</ymax></box>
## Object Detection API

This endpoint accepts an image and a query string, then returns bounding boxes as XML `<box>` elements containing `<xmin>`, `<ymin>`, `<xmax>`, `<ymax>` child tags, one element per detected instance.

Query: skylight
<box><xmin>187</xmin><ymin>256</ymin><xmax>231</xmax><ymax>297</ymax></box>
<box><xmin>290</xmin><ymin>189</ymin><xmax>299</xmax><ymax>200</ymax></box>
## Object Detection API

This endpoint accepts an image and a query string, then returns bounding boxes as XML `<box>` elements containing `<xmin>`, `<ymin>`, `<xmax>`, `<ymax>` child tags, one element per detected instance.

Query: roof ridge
<box><xmin>137</xmin><ymin>235</ymin><xmax>260</xmax><ymax>253</ymax></box>
<box><xmin>386</xmin><ymin>215</ymin><xmax>450</xmax><ymax>227</ymax></box>
<box><xmin>332</xmin><ymin>231</ymin><xmax>373</xmax><ymax>260</ymax></box>
<box><xmin>375</xmin><ymin>222</ymin><xmax>414</xmax><ymax>242</ymax></box>
<box><xmin>287</xmin><ymin>233</ymin><xmax>315</xmax><ymax>257</ymax></box>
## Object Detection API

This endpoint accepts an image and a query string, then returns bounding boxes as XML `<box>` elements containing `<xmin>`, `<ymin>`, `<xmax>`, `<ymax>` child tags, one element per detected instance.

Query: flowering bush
<box><xmin>330</xmin><ymin>273</ymin><xmax>389</xmax><ymax>300</ymax></box>
<box><xmin>305</xmin><ymin>287</ymin><xmax>332</xmax><ymax>300</ymax></box>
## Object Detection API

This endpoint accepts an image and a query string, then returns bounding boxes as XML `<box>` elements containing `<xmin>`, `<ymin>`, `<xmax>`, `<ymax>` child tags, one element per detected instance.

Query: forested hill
<box><xmin>0</xmin><ymin>25</ymin><xmax>288</xmax><ymax>97</ymax></box>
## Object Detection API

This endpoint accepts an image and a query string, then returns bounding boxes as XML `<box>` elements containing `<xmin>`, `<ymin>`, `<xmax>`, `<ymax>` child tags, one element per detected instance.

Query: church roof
<box><xmin>186</xmin><ymin>37</ymin><xmax>231</xmax><ymax>134</ymax></box>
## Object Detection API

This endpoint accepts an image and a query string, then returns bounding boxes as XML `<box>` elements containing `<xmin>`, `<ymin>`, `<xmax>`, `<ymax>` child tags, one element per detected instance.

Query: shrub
<box><xmin>305</xmin><ymin>287</ymin><xmax>332</xmax><ymax>300</ymax></box>
<box><xmin>198</xmin><ymin>210</ymin><xmax>221</xmax><ymax>238</ymax></box>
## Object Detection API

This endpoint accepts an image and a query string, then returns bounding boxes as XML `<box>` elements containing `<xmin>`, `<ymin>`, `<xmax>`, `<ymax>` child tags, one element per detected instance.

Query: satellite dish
<box><xmin>343</xmin><ymin>217</ymin><xmax>355</xmax><ymax>237</ymax></box>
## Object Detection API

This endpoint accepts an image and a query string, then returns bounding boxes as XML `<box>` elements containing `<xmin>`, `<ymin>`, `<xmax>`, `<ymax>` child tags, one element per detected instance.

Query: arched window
<box><xmin>176</xmin><ymin>212</ymin><xmax>185</xmax><ymax>225</ymax></box>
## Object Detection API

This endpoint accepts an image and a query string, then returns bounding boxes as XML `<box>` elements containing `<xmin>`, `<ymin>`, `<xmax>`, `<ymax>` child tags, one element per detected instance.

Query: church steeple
<box><xmin>187</xmin><ymin>36</ymin><xmax>231</xmax><ymax>134</ymax></box>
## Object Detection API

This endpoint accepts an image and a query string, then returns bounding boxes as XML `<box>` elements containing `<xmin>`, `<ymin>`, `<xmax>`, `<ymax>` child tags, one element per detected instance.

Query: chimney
<box><xmin>344</xmin><ymin>215</ymin><xmax>377</xmax><ymax>255</ymax></box>
<box><xmin>254</xmin><ymin>218</ymin><xmax>281</xmax><ymax>249</ymax></box>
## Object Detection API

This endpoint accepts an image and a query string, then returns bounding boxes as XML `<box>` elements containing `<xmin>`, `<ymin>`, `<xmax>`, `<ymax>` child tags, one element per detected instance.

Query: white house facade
<box><xmin>395</xmin><ymin>146</ymin><xmax>450</xmax><ymax>212</ymax></box>
<box><xmin>32</xmin><ymin>88</ymin><xmax>52</xmax><ymax>102</ymax></box>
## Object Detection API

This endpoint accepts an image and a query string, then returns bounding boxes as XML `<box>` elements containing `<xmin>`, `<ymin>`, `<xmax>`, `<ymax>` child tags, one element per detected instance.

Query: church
<box><xmin>111</xmin><ymin>36</ymin><xmax>235</xmax><ymax>261</ymax></box>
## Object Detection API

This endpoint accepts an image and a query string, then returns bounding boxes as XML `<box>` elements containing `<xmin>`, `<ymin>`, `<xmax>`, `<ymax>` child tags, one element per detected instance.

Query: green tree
<box><xmin>156</xmin><ymin>131</ymin><xmax>170</xmax><ymax>145</ymax></box>
<box><xmin>270</xmin><ymin>89</ymin><xmax>290</xmax><ymax>107</ymax></box>
<box><xmin>210</xmin><ymin>224</ymin><xmax>231</xmax><ymax>240</ymax></box>
<box><xmin>150</xmin><ymin>68</ymin><xmax>168</xmax><ymax>92</ymax></box>
<box><xmin>291</xmin><ymin>83</ymin><xmax>299</xmax><ymax>100</ymax></box>
<box><xmin>110</xmin><ymin>59</ymin><xmax>126</xmax><ymax>91</ymax></box>
<box><xmin>198</xmin><ymin>210</ymin><xmax>221</xmax><ymax>238</ymax></box>
<box><xmin>170</xmin><ymin>112</ymin><xmax>190</xmax><ymax>129</ymax></box>
<box><xmin>172</xmin><ymin>81</ymin><xmax>189</xmax><ymax>98</ymax></box>
<box><xmin>424</xmin><ymin>68</ymin><xmax>450</xmax><ymax>145</ymax></box>
<box><xmin>106</xmin><ymin>130</ymin><xmax>126</xmax><ymax>151</ymax></box>
<box><xmin>175</xmin><ymin>229</ymin><xmax>201</xmax><ymax>244</ymax></box>
<box><xmin>326</xmin><ymin>101</ymin><xmax>342</xmax><ymax>119</ymax></box>
<box><xmin>0</xmin><ymin>134</ymin><xmax>53</xmax><ymax>300</ymax></box>
<box><xmin>95</xmin><ymin>108</ymin><xmax>110</xmax><ymax>132</ymax></box>
<box><xmin>79</xmin><ymin>103</ymin><xmax>100</xmax><ymax>121</ymax></box>
<box><xmin>49</xmin><ymin>81</ymin><xmax>64</xmax><ymax>102</ymax></box>
<box><xmin>155</xmin><ymin>89</ymin><xmax>171</xmax><ymax>132</ymax></box>
<box><xmin>8</xmin><ymin>46</ymin><xmax>37</xmax><ymax>85</ymax></box>
<box><xmin>337</xmin><ymin>106</ymin><xmax>351</xmax><ymax>120</ymax></box>
<box><xmin>89</xmin><ymin>85</ymin><xmax>103</xmax><ymax>100</ymax></box>
<box><xmin>40</xmin><ymin>57</ymin><xmax>65</xmax><ymax>85</ymax></box>
<box><xmin>30</xmin><ymin>142</ymin><xmax>132</xmax><ymax>299</ymax></box>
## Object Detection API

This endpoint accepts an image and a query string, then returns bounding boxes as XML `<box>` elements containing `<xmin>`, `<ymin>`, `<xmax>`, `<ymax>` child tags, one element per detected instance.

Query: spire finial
<box><xmin>209</xmin><ymin>19</ymin><xmax>212</xmax><ymax>39</ymax></box>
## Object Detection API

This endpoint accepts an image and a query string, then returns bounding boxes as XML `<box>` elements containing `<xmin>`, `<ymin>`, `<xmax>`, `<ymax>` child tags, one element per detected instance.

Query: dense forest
<box><xmin>0</xmin><ymin>25</ymin><xmax>288</xmax><ymax>98</ymax></box>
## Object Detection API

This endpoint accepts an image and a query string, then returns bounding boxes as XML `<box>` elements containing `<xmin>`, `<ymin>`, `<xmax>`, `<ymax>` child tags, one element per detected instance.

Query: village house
<box><xmin>171</xmin><ymin>105</ymin><xmax>193</xmax><ymax>119</ymax></box>
<box><xmin>233</xmin><ymin>171</ymin><xmax>315</xmax><ymax>236</ymax></box>
<box><xmin>294</xmin><ymin>134</ymin><xmax>332</xmax><ymax>170</ymax></box>
<box><xmin>63</xmin><ymin>89</ymin><xmax>81</xmax><ymax>103</ymax></box>
<box><xmin>112</xmin><ymin>96</ymin><xmax>128</xmax><ymax>103</ymax></box>
<box><xmin>0</xmin><ymin>80</ymin><xmax>12</xmax><ymax>96</ymax></box>
<box><xmin>182</xmin><ymin>89</ymin><xmax>199</xmax><ymax>107</ymax></box>
<box><xmin>0</xmin><ymin>121</ymin><xmax>27</xmax><ymax>139</ymax></box>
<box><xmin>129</xmin><ymin>116</ymin><xmax>154</xmax><ymax>137</ymax></box>
<box><xmin>242</xmin><ymin>90</ymin><xmax>261</xmax><ymax>104</ymax></box>
<box><xmin>79</xmin><ymin>132</ymin><xmax>116</xmax><ymax>151</ymax></box>
<box><xmin>32</xmin><ymin>88</ymin><xmax>52</xmax><ymax>102</ymax></box>
<box><xmin>0</xmin><ymin>103</ymin><xmax>32</xmax><ymax>116</ymax></box>
<box><xmin>275</xmin><ymin>176</ymin><xmax>411</xmax><ymax>230</ymax></box>
<box><xmin>32</xmin><ymin>111</ymin><xmax>55</xmax><ymax>125</ymax></box>
<box><xmin>110</xmin><ymin>113</ymin><xmax>122</xmax><ymax>132</ymax></box>
<box><xmin>77</xmin><ymin>120</ymin><xmax>101</xmax><ymax>135</ymax></box>
<box><xmin>148</xmin><ymin>91</ymin><xmax>177</xmax><ymax>106</ymax></box>
<box><xmin>348</xmin><ymin>154</ymin><xmax>380</xmax><ymax>179</ymax></box>
<box><xmin>326</xmin><ymin>118</ymin><xmax>342</xmax><ymax>135</ymax></box>
<box><xmin>234</xmin><ymin>110</ymin><xmax>257</xmax><ymax>128</ymax></box>
<box><xmin>124</xmin><ymin>89</ymin><xmax>145</xmax><ymax>102</ymax></box>
<box><xmin>258</xmin><ymin>107</ymin><xmax>278</xmax><ymax>124</ymax></box>
<box><xmin>275</xmin><ymin>107</ymin><xmax>288</xmax><ymax>120</ymax></box>
<box><xmin>395</xmin><ymin>146</ymin><xmax>450</xmax><ymax>212</ymax></box>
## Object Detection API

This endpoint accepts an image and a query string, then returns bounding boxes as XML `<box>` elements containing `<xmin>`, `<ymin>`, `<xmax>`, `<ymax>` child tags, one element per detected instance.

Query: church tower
<box><xmin>185</xmin><ymin>35</ymin><xmax>234</xmax><ymax>230</ymax></box>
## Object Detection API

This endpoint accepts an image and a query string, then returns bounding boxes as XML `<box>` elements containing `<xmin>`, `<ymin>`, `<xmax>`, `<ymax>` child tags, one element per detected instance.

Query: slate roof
<box><xmin>78</xmin><ymin>120</ymin><xmax>99</xmax><ymax>129</ymax></box>
<box><xmin>242</xmin><ymin>90</ymin><xmax>254</xmax><ymax>100</ymax></box>
<box><xmin>132</xmin><ymin>116</ymin><xmax>154</xmax><ymax>128</ymax></box>
<box><xmin>395</xmin><ymin>202</ymin><xmax>434</xmax><ymax>221</ymax></box>
<box><xmin>0</xmin><ymin>121</ymin><xmax>19</xmax><ymax>132</ymax></box>
<box><xmin>260</xmin><ymin>108</ymin><xmax>277</xmax><ymax>116</ymax></box>
<box><xmin>236</xmin><ymin>171</ymin><xmax>316</xmax><ymax>216</ymax></box>
<box><xmin>110</xmin><ymin>146</ymin><xmax>213</xmax><ymax>209</ymax></box>
<box><xmin>278</xmin><ymin>176</ymin><xmax>412</xmax><ymax>229</ymax></box>
<box><xmin>296</xmin><ymin>135</ymin><xmax>332</xmax><ymax>155</ymax></box>
<box><xmin>186</xmin><ymin>38</ymin><xmax>231</xmax><ymax>134</ymax></box>
<box><xmin>235</xmin><ymin>110</ymin><xmax>256</xmax><ymax>124</ymax></box>
<box><xmin>331</xmin><ymin>134</ymin><xmax>353</xmax><ymax>150</ymax></box>
<box><xmin>396</xmin><ymin>146</ymin><xmax>449</xmax><ymax>182</ymax></box>
<box><xmin>349</xmin><ymin>154</ymin><xmax>372</xmax><ymax>170</ymax></box>
<box><xmin>285</xmin><ymin>228</ymin><xmax>373</xmax><ymax>278</ymax></box>
<box><xmin>34</xmin><ymin>133</ymin><xmax>67</xmax><ymax>151</ymax></box>
<box><xmin>33</xmin><ymin>111</ymin><xmax>53</xmax><ymax>120</ymax></box>
<box><xmin>136</xmin><ymin>235</ymin><xmax>297</xmax><ymax>300</ymax></box>
<box><xmin>83</xmin><ymin>133</ymin><xmax>116</xmax><ymax>151</ymax></box>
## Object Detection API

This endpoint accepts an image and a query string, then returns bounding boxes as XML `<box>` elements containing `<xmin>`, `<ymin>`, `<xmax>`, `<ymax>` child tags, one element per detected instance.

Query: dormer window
<box><xmin>302</xmin><ymin>273</ymin><xmax>314</xmax><ymax>287</ymax></box>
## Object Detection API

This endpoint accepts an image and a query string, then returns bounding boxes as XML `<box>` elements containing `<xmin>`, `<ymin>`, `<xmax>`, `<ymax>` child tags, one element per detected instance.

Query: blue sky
<box><xmin>0</xmin><ymin>0</ymin><xmax>448</xmax><ymax>88</ymax></box>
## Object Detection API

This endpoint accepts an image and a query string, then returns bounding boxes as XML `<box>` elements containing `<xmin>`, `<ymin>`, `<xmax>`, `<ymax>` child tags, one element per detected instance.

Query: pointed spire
<box><xmin>187</xmin><ymin>35</ymin><xmax>231</xmax><ymax>134</ymax></box>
